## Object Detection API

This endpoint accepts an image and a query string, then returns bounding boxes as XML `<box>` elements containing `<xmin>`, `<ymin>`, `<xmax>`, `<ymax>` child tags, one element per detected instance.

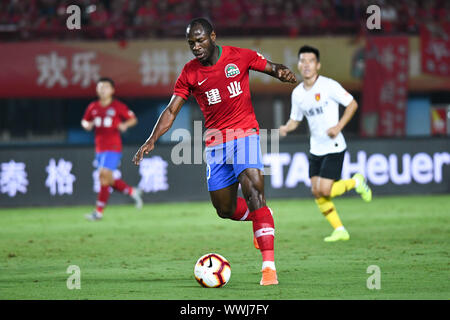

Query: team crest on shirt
<box><xmin>106</xmin><ymin>108</ymin><xmax>116</xmax><ymax>116</ymax></box>
<box><xmin>315</xmin><ymin>93</ymin><xmax>321</xmax><ymax>101</ymax></box>
<box><xmin>225</xmin><ymin>64</ymin><xmax>240</xmax><ymax>78</ymax></box>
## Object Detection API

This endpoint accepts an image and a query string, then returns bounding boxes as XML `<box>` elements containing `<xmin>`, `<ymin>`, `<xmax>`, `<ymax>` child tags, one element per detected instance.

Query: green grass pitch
<box><xmin>0</xmin><ymin>194</ymin><xmax>449</xmax><ymax>300</ymax></box>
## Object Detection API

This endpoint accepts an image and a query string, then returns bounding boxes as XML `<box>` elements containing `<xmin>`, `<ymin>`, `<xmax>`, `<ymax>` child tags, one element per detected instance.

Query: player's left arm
<box><xmin>327</xmin><ymin>99</ymin><xmax>358</xmax><ymax>138</ymax></box>
<box><xmin>263</xmin><ymin>61</ymin><xmax>297</xmax><ymax>83</ymax></box>
<box><xmin>117</xmin><ymin>106</ymin><xmax>138</xmax><ymax>133</ymax></box>
<box><xmin>118</xmin><ymin>117</ymin><xmax>137</xmax><ymax>133</ymax></box>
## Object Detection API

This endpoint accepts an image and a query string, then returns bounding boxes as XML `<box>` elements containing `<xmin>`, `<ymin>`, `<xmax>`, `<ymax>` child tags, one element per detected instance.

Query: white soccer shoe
<box><xmin>85</xmin><ymin>211</ymin><xmax>103</xmax><ymax>221</ymax></box>
<box><xmin>131</xmin><ymin>187</ymin><xmax>143</xmax><ymax>209</ymax></box>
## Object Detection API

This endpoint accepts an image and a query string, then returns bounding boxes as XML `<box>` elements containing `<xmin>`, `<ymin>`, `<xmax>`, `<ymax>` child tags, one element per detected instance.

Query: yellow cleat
<box><xmin>324</xmin><ymin>229</ymin><xmax>350</xmax><ymax>242</ymax></box>
<box><xmin>352</xmin><ymin>173</ymin><xmax>372</xmax><ymax>202</ymax></box>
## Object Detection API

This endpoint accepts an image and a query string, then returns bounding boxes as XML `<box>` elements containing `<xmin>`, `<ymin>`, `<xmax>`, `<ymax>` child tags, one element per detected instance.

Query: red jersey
<box><xmin>174</xmin><ymin>45</ymin><xmax>267</xmax><ymax>146</ymax></box>
<box><xmin>82</xmin><ymin>99</ymin><xmax>135</xmax><ymax>153</ymax></box>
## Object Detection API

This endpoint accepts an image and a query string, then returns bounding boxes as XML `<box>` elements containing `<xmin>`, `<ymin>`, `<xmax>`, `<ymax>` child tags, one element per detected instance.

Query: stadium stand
<box><xmin>0</xmin><ymin>0</ymin><xmax>449</xmax><ymax>41</ymax></box>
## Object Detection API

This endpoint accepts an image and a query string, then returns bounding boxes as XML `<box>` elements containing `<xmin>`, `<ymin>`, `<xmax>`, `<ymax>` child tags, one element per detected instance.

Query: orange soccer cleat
<box><xmin>260</xmin><ymin>267</ymin><xmax>278</xmax><ymax>286</ymax></box>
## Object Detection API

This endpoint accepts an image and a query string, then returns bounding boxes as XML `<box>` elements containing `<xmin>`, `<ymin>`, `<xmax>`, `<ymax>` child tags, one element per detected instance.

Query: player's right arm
<box><xmin>133</xmin><ymin>94</ymin><xmax>185</xmax><ymax>165</ymax></box>
<box><xmin>81</xmin><ymin>119</ymin><xmax>94</xmax><ymax>131</ymax></box>
<box><xmin>280</xmin><ymin>87</ymin><xmax>304</xmax><ymax>136</ymax></box>
<box><xmin>81</xmin><ymin>104</ymin><xmax>95</xmax><ymax>131</ymax></box>
<box><xmin>279</xmin><ymin>119</ymin><xmax>301</xmax><ymax>137</ymax></box>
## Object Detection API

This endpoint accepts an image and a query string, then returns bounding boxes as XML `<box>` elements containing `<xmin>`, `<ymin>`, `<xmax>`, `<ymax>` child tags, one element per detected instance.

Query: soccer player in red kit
<box><xmin>133</xmin><ymin>18</ymin><xmax>297</xmax><ymax>285</ymax></box>
<box><xmin>82</xmin><ymin>77</ymin><xmax>143</xmax><ymax>221</ymax></box>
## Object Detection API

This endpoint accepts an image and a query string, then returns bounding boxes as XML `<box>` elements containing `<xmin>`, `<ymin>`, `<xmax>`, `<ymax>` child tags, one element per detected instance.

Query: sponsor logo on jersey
<box><xmin>225</xmin><ymin>63</ymin><xmax>240</xmax><ymax>78</ymax></box>
<box><xmin>198</xmin><ymin>78</ymin><xmax>208</xmax><ymax>86</ymax></box>
<box><xmin>106</xmin><ymin>108</ymin><xmax>116</xmax><ymax>116</ymax></box>
<box><xmin>315</xmin><ymin>93</ymin><xmax>321</xmax><ymax>101</ymax></box>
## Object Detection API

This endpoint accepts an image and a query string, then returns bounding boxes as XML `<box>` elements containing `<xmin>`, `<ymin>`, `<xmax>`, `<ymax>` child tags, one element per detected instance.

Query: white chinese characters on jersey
<box><xmin>227</xmin><ymin>81</ymin><xmax>243</xmax><ymax>98</ymax></box>
<box><xmin>205</xmin><ymin>89</ymin><xmax>222</xmax><ymax>105</ymax></box>
<box><xmin>138</xmin><ymin>156</ymin><xmax>169</xmax><ymax>193</ymax></box>
<box><xmin>45</xmin><ymin>158</ymin><xmax>76</xmax><ymax>196</ymax></box>
<box><xmin>0</xmin><ymin>160</ymin><xmax>29</xmax><ymax>197</ymax></box>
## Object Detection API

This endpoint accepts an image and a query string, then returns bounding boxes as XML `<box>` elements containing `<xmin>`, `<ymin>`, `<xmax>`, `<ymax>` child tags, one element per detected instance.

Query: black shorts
<box><xmin>308</xmin><ymin>150</ymin><xmax>346</xmax><ymax>180</ymax></box>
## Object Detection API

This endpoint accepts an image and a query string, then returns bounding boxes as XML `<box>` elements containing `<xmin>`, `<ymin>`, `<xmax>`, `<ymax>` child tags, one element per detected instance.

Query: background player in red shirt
<box><xmin>133</xmin><ymin>18</ymin><xmax>296</xmax><ymax>286</ymax></box>
<box><xmin>82</xmin><ymin>77</ymin><xmax>143</xmax><ymax>221</ymax></box>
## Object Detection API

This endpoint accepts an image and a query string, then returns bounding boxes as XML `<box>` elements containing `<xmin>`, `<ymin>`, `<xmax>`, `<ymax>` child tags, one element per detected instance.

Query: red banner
<box><xmin>421</xmin><ymin>23</ymin><xmax>450</xmax><ymax>77</ymax></box>
<box><xmin>361</xmin><ymin>36</ymin><xmax>409</xmax><ymax>137</ymax></box>
<box><xmin>0</xmin><ymin>42</ymin><xmax>187</xmax><ymax>98</ymax></box>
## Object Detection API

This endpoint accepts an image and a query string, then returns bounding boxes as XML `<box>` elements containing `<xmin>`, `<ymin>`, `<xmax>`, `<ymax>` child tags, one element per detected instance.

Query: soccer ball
<box><xmin>194</xmin><ymin>253</ymin><xmax>231</xmax><ymax>288</ymax></box>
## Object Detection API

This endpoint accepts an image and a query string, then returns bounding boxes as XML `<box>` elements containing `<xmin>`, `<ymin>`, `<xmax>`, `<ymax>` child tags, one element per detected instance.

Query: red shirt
<box><xmin>174</xmin><ymin>45</ymin><xmax>267</xmax><ymax>146</ymax></box>
<box><xmin>82</xmin><ymin>99</ymin><xmax>135</xmax><ymax>153</ymax></box>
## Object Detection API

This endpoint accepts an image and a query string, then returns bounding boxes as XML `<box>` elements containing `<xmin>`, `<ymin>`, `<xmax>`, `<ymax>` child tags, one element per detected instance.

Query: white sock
<box><xmin>353</xmin><ymin>177</ymin><xmax>360</xmax><ymax>188</ymax></box>
<box><xmin>336</xmin><ymin>226</ymin><xmax>345</xmax><ymax>231</ymax></box>
<box><xmin>262</xmin><ymin>261</ymin><xmax>276</xmax><ymax>271</ymax></box>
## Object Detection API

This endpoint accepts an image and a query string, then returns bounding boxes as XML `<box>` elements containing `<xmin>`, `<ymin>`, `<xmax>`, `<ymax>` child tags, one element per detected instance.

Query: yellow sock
<box><xmin>315</xmin><ymin>197</ymin><xmax>344</xmax><ymax>229</ymax></box>
<box><xmin>330</xmin><ymin>179</ymin><xmax>356</xmax><ymax>198</ymax></box>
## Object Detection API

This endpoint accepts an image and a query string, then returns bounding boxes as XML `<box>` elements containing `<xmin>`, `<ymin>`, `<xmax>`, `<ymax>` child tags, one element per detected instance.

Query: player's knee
<box><xmin>319</xmin><ymin>186</ymin><xmax>331</xmax><ymax>197</ymax></box>
<box><xmin>99</xmin><ymin>169</ymin><xmax>113</xmax><ymax>186</ymax></box>
<box><xmin>212</xmin><ymin>200</ymin><xmax>235</xmax><ymax>219</ymax></box>
<box><xmin>311</xmin><ymin>187</ymin><xmax>321</xmax><ymax>198</ymax></box>
<box><xmin>312</xmin><ymin>186</ymin><xmax>330</xmax><ymax>198</ymax></box>
<box><xmin>244</xmin><ymin>190</ymin><xmax>265</xmax><ymax>211</ymax></box>
<box><xmin>215</xmin><ymin>207</ymin><xmax>233</xmax><ymax>219</ymax></box>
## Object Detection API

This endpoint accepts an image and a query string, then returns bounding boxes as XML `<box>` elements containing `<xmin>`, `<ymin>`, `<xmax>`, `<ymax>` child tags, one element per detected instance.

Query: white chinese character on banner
<box><xmin>45</xmin><ymin>158</ymin><xmax>76</xmax><ymax>195</ymax></box>
<box><xmin>438</xmin><ymin>63</ymin><xmax>448</xmax><ymax>74</ymax></box>
<box><xmin>138</xmin><ymin>156</ymin><xmax>169</xmax><ymax>193</ymax></box>
<box><xmin>396</xmin><ymin>101</ymin><xmax>406</xmax><ymax>110</ymax></box>
<box><xmin>140</xmin><ymin>50</ymin><xmax>171</xmax><ymax>85</ymax></box>
<box><xmin>380</xmin><ymin>110</ymin><xmax>394</xmax><ymax>136</ymax></box>
<box><xmin>397</xmin><ymin>45</ymin><xmax>407</xmax><ymax>55</ymax></box>
<box><xmin>397</xmin><ymin>72</ymin><xmax>407</xmax><ymax>82</ymax></box>
<box><xmin>426</xmin><ymin>60</ymin><xmax>436</xmax><ymax>72</ymax></box>
<box><xmin>92</xmin><ymin>168</ymin><xmax>121</xmax><ymax>193</ymax></box>
<box><xmin>427</xmin><ymin>42</ymin><xmax>449</xmax><ymax>61</ymax></box>
<box><xmin>227</xmin><ymin>81</ymin><xmax>243</xmax><ymax>98</ymax></box>
<box><xmin>205</xmin><ymin>89</ymin><xmax>222</xmax><ymax>105</ymax></box>
<box><xmin>173</xmin><ymin>50</ymin><xmax>193</xmax><ymax>76</ymax></box>
<box><xmin>379</xmin><ymin>81</ymin><xmax>395</xmax><ymax>104</ymax></box>
<box><xmin>379</xmin><ymin>46</ymin><xmax>395</xmax><ymax>71</ymax></box>
<box><xmin>71</xmin><ymin>52</ymin><xmax>100</xmax><ymax>88</ymax></box>
<box><xmin>0</xmin><ymin>160</ymin><xmax>28</xmax><ymax>197</ymax></box>
<box><xmin>36</xmin><ymin>51</ymin><xmax>68</xmax><ymax>88</ymax></box>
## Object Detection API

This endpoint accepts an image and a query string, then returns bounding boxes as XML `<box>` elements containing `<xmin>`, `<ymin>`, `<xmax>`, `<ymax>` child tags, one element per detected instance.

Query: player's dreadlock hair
<box><xmin>298</xmin><ymin>45</ymin><xmax>320</xmax><ymax>62</ymax></box>
<box><xmin>186</xmin><ymin>18</ymin><xmax>214</xmax><ymax>36</ymax></box>
<box><xmin>97</xmin><ymin>77</ymin><xmax>115</xmax><ymax>88</ymax></box>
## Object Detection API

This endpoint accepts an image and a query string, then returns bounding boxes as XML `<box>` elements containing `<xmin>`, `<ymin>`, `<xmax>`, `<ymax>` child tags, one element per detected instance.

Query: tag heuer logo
<box><xmin>225</xmin><ymin>63</ymin><xmax>240</xmax><ymax>78</ymax></box>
